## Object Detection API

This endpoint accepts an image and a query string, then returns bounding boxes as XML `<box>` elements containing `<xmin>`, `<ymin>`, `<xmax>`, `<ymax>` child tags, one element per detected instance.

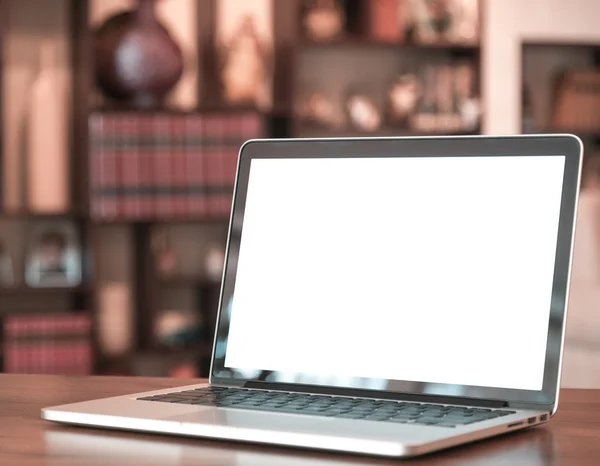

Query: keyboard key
<box><xmin>437</xmin><ymin>422</ymin><xmax>457</xmax><ymax>427</ymax></box>
<box><xmin>337</xmin><ymin>412</ymin><xmax>367</xmax><ymax>419</ymax></box>
<box><xmin>388</xmin><ymin>418</ymin><xmax>409</xmax><ymax>424</ymax></box>
<box><xmin>364</xmin><ymin>413</ymin><xmax>393</xmax><ymax>421</ymax></box>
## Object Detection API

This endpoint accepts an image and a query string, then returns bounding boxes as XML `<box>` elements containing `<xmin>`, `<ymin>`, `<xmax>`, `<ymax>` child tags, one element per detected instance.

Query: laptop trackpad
<box><xmin>167</xmin><ymin>409</ymin><xmax>326</xmax><ymax>433</ymax></box>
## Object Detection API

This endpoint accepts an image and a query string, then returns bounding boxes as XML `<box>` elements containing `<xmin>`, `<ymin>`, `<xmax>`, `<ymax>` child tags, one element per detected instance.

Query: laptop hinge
<box><xmin>243</xmin><ymin>381</ymin><xmax>508</xmax><ymax>408</ymax></box>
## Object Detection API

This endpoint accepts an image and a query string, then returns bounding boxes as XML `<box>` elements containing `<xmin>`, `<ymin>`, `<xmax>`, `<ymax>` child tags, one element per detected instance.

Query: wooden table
<box><xmin>2</xmin><ymin>374</ymin><xmax>600</xmax><ymax>465</ymax></box>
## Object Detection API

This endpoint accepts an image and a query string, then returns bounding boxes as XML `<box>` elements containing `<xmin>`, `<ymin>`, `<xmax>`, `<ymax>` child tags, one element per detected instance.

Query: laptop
<box><xmin>42</xmin><ymin>135</ymin><xmax>583</xmax><ymax>458</ymax></box>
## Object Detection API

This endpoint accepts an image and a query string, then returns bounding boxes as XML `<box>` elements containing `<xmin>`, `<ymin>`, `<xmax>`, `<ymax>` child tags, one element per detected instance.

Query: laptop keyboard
<box><xmin>138</xmin><ymin>387</ymin><xmax>516</xmax><ymax>428</ymax></box>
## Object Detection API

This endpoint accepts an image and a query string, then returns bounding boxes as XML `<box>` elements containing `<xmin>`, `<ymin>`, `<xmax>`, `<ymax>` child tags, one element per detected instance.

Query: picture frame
<box><xmin>24</xmin><ymin>222</ymin><xmax>82</xmax><ymax>288</ymax></box>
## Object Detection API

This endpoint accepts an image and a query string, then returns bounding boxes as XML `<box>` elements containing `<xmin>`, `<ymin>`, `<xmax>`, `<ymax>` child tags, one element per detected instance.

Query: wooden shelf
<box><xmin>157</xmin><ymin>276</ymin><xmax>221</xmax><ymax>288</ymax></box>
<box><xmin>299</xmin><ymin>36</ymin><xmax>480</xmax><ymax>52</ymax></box>
<box><xmin>90</xmin><ymin>217</ymin><xmax>230</xmax><ymax>225</ymax></box>
<box><xmin>100</xmin><ymin>343</ymin><xmax>213</xmax><ymax>367</ymax></box>
<box><xmin>0</xmin><ymin>308</ymin><xmax>90</xmax><ymax>317</ymax></box>
<box><xmin>0</xmin><ymin>285</ymin><xmax>91</xmax><ymax>296</ymax></box>
<box><xmin>144</xmin><ymin>342</ymin><xmax>213</xmax><ymax>358</ymax></box>
<box><xmin>0</xmin><ymin>211</ymin><xmax>84</xmax><ymax>220</ymax></box>
<box><xmin>89</xmin><ymin>103</ymin><xmax>289</xmax><ymax>116</ymax></box>
<box><xmin>295</xmin><ymin>126</ymin><xmax>481</xmax><ymax>139</ymax></box>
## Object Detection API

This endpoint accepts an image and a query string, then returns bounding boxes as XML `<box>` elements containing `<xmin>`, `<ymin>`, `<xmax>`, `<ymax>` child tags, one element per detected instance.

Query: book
<box><xmin>3</xmin><ymin>313</ymin><xmax>93</xmax><ymax>375</ymax></box>
<box><xmin>88</xmin><ymin>111</ymin><xmax>265</xmax><ymax>220</ymax></box>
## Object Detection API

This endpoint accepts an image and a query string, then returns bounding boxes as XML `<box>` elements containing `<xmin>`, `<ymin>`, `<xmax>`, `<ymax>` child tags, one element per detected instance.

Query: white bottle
<box><xmin>27</xmin><ymin>41</ymin><xmax>69</xmax><ymax>213</ymax></box>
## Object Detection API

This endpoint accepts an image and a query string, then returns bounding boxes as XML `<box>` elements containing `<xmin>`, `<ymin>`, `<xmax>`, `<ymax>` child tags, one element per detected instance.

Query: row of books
<box><xmin>89</xmin><ymin>111</ymin><xmax>265</xmax><ymax>220</ymax></box>
<box><xmin>2</xmin><ymin>313</ymin><xmax>93</xmax><ymax>375</ymax></box>
<box><xmin>551</xmin><ymin>69</ymin><xmax>600</xmax><ymax>132</ymax></box>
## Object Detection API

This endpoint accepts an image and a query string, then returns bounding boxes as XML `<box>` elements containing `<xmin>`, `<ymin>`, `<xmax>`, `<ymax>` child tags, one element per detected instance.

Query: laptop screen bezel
<box><xmin>209</xmin><ymin>135</ymin><xmax>583</xmax><ymax>408</ymax></box>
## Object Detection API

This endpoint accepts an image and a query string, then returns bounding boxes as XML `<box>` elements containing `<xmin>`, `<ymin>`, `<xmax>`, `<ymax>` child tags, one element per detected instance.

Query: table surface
<box><xmin>2</xmin><ymin>375</ymin><xmax>600</xmax><ymax>465</ymax></box>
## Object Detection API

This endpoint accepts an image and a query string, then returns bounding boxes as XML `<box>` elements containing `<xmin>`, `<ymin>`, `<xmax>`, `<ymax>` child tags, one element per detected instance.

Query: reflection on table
<box><xmin>44</xmin><ymin>426</ymin><xmax>555</xmax><ymax>466</ymax></box>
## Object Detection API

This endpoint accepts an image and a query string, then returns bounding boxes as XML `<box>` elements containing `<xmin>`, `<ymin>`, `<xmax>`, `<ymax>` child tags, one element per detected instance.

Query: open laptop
<box><xmin>42</xmin><ymin>135</ymin><xmax>583</xmax><ymax>458</ymax></box>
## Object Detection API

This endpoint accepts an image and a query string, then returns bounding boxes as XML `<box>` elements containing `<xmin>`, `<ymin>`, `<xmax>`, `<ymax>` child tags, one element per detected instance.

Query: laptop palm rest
<box><xmin>166</xmin><ymin>409</ymin><xmax>440</xmax><ymax>444</ymax></box>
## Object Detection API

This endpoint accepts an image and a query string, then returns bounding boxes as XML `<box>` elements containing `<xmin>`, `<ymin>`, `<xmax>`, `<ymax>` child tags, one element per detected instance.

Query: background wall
<box><xmin>483</xmin><ymin>0</ymin><xmax>600</xmax><ymax>134</ymax></box>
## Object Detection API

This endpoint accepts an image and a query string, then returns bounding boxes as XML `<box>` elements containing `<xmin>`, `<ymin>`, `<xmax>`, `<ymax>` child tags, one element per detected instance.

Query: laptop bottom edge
<box><xmin>41</xmin><ymin>403</ymin><xmax>546</xmax><ymax>458</ymax></box>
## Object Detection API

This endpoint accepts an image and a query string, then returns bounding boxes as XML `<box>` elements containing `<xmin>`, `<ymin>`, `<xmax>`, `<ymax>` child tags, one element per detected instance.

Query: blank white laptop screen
<box><xmin>224</xmin><ymin>155</ymin><xmax>566</xmax><ymax>391</ymax></box>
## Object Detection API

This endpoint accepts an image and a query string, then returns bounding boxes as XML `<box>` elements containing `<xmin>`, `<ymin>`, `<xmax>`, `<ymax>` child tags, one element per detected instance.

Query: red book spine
<box><xmin>66</xmin><ymin>342</ymin><xmax>74</xmax><ymax>375</ymax></box>
<box><xmin>81</xmin><ymin>340</ymin><xmax>92</xmax><ymax>375</ymax></box>
<box><xmin>11</xmin><ymin>320</ymin><xmax>18</xmax><ymax>373</ymax></box>
<box><xmin>115</xmin><ymin>113</ymin><xmax>126</xmax><ymax>220</ymax></box>
<box><xmin>217</xmin><ymin>115</ymin><xmax>229</xmax><ymax>217</ymax></box>
<box><xmin>74</xmin><ymin>341</ymin><xmax>82</xmax><ymax>375</ymax></box>
<box><xmin>89</xmin><ymin>114</ymin><xmax>101</xmax><ymax>219</ymax></box>
<box><xmin>119</xmin><ymin>115</ymin><xmax>140</xmax><ymax>219</ymax></box>
<box><xmin>171</xmin><ymin>114</ymin><xmax>188</xmax><ymax>218</ymax></box>
<box><xmin>138</xmin><ymin>114</ymin><xmax>155</xmax><ymax>219</ymax></box>
<box><xmin>186</xmin><ymin>115</ymin><xmax>207</xmax><ymax>218</ymax></box>
<box><xmin>24</xmin><ymin>320</ymin><xmax>30</xmax><ymax>373</ymax></box>
<box><xmin>20</xmin><ymin>320</ymin><xmax>26</xmax><ymax>373</ymax></box>
<box><xmin>92</xmin><ymin>114</ymin><xmax>118</xmax><ymax>220</ymax></box>
<box><xmin>84</xmin><ymin>341</ymin><xmax>93</xmax><ymax>375</ymax></box>
<box><xmin>3</xmin><ymin>318</ymin><xmax>13</xmax><ymax>372</ymax></box>
<box><xmin>24</xmin><ymin>342</ymin><xmax>31</xmax><ymax>374</ymax></box>
<box><xmin>51</xmin><ymin>341</ymin><xmax>58</xmax><ymax>375</ymax></box>
<box><xmin>153</xmin><ymin>114</ymin><xmax>173</xmax><ymax>219</ymax></box>
<box><xmin>222</xmin><ymin>115</ymin><xmax>239</xmax><ymax>216</ymax></box>
<box><xmin>39</xmin><ymin>317</ymin><xmax>46</xmax><ymax>374</ymax></box>
<box><xmin>54</xmin><ymin>343</ymin><xmax>62</xmax><ymax>374</ymax></box>
<box><xmin>5</xmin><ymin>341</ymin><xmax>13</xmax><ymax>373</ymax></box>
<box><xmin>24</xmin><ymin>340</ymin><xmax>30</xmax><ymax>374</ymax></box>
<box><xmin>203</xmin><ymin>116</ymin><xmax>223</xmax><ymax>218</ymax></box>
<box><xmin>33</xmin><ymin>341</ymin><xmax>41</xmax><ymax>374</ymax></box>
<box><xmin>107</xmin><ymin>114</ymin><xmax>119</xmax><ymax>220</ymax></box>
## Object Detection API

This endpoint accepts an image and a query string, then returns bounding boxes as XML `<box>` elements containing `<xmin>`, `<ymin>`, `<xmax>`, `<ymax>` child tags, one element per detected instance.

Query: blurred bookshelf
<box><xmin>0</xmin><ymin>0</ymin><xmax>484</xmax><ymax>377</ymax></box>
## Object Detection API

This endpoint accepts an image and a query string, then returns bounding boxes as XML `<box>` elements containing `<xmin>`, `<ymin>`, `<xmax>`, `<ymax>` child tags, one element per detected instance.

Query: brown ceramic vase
<box><xmin>94</xmin><ymin>0</ymin><xmax>184</xmax><ymax>107</ymax></box>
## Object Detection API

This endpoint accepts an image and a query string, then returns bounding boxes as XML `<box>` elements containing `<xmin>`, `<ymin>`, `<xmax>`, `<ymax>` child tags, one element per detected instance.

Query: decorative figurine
<box><xmin>410</xmin><ymin>65</ymin><xmax>438</xmax><ymax>132</ymax></box>
<box><xmin>151</xmin><ymin>229</ymin><xmax>178</xmax><ymax>277</ymax></box>
<box><xmin>155</xmin><ymin>309</ymin><xmax>203</xmax><ymax>349</ymax></box>
<box><xmin>346</xmin><ymin>93</ymin><xmax>382</xmax><ymax>132</ymax></box>
<box><xmin>387</xmin><ymin>74</ymin><xmax>421</xmax><ymax>125</ymax></box>
<box><xmin>220</xmin><ymin>15</ymin><xmax>272</xmax><ymax>110</ymax></box>
<box><xmin>302</xmin><ymin>0</ymin><xmax>345</xmax><ymax>41</ymax></box>
<box><xmin>405</xmin><ymin>0</ymin><xmax>453</xmax><ymax>43</ymax></box>
<box><xmin>449</xmin><ymin>0</ymin><xmax>479</xmax><ymax>43</ymax></box>
<box><xmin>297</xmin><ymin>90</ymin><xmax>343</xmax><ymax>128</ymax></box>
<box><xmin>454</xmin><ymin>62</ymin><xmax>481</xmax><ymax>131</ymax></box>
<box><xmin>435</xmin><ymin>64</ymin><xmax>463</xmax><ymax>131</ymax></box>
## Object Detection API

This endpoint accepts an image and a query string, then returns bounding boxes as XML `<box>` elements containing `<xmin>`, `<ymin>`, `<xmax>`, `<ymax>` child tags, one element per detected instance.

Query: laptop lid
<box><xmin>210</xmin><ymin>135</ymin><xmax>583</xmax><ymax>411</ymax></box>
